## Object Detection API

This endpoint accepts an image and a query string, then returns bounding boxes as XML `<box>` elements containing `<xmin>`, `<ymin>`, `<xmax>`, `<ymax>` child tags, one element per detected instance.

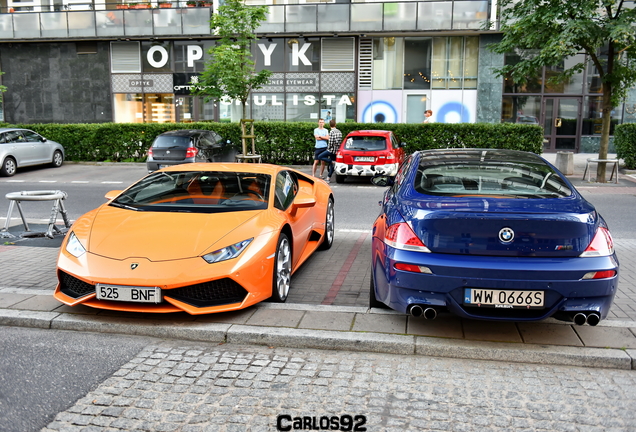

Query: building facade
<box><xmin>0</xmin><ymin>0</ymin><xmax>635</xmax><ymax>152</ymax></box>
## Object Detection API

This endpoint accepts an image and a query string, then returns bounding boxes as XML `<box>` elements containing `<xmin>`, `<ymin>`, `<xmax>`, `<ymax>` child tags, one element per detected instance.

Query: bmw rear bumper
<box><xmin>371</xmin><ymin>239</ymin><xmax>619</xmax><ymax>322</ymax></box>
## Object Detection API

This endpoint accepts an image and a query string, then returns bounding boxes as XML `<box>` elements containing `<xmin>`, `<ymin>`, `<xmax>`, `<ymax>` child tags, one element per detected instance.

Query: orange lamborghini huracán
<box><xmin>54</xmin><ymin>163</ymin><xmax>334</xmax><ymax>314</ymax></box>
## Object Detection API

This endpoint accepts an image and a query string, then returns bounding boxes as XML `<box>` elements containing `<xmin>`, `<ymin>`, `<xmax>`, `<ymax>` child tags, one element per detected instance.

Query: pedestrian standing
<box><xmin>316</xmin><ymin>119</ymin><xmax>342</xmax><ymax>182</ymax></box>
<box><xmin>312</xmin><ymin>118</ymin><xmax>329</xmax><ymax>178</ymax></box>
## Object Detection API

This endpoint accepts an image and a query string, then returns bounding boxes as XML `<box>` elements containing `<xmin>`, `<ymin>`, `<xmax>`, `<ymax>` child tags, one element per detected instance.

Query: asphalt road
<box><xmin>0</xmin><ymin>326</ymin><xmax>155</xmax><ymax>432</ymax></box>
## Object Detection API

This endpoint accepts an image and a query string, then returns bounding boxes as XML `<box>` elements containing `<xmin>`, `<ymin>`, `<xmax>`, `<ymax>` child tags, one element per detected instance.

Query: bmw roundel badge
<box><xmin>499</xmin><ymin>227</ymin><xmax>515</xmax><ymax>243</ymax></box>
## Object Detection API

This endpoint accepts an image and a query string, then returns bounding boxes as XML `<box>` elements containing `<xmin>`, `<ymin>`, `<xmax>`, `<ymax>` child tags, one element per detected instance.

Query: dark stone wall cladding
<box><xmin>0</xmin><ymin>42</ymin><xmax>113</xmax><ymax>124</ymax></box>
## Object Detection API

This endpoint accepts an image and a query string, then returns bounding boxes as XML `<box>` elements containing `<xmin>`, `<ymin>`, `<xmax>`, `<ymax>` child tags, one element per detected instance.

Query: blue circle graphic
<box><xmin>437</xmin><ymin>102</ymin><xmax>471</xmax><ymax>123</ymax></box>
<box><xmin>362</xmin><ymin>101</ymin><xmax>398</xmax><ymax>123</ymax></box>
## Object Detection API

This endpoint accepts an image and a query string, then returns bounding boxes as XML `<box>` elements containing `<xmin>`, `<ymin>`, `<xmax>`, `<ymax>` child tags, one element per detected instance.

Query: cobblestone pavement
<box><xmin>43</xmin><ymin>341</ymin><xmax>636</xmax><ymax>432</ymax></box>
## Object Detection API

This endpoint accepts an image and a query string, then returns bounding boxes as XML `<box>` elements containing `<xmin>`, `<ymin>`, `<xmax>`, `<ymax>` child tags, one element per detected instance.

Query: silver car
<box><xmin>0</xmin><ymin>128</ymin><xmax>65</xmax><ymax>177</ymax></box>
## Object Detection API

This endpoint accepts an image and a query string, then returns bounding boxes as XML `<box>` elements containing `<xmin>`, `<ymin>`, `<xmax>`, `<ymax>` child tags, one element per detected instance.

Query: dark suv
<box><xmin>146</xmin><ymin>129</ymin><xmax>236</xmax><ymax>173</ymax></box>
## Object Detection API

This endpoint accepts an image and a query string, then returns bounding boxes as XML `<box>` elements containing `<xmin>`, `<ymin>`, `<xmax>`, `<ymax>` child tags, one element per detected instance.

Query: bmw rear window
<box><xmin>414</xmin><ymin>160</ymin><xmax>572</xmax><ymax>198</ymax></box>
<box><xmin>343</xmin><ymin>136</ymin><xmax>387</xmax><ymax>151</ymax></box>
<box><xmin>110</xmin><ymin>171</ymin><xmax>271</xmax><ymax>213</ymax></box>
<box><xmin>152</xmin><ymin>136</ymin><xmax>191</xmax><ymax>148</ymax></box>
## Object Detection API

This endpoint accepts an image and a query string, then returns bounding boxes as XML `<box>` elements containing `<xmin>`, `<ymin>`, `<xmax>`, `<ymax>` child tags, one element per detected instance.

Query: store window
<box><xmin>142</xmin><ymin>41</ymin><xmax>172</xmax><ymax>73</ymax></box>
<box><xmin>582</xmin><ymin>96</ymin><xmax>621</xmax><ymax>135</ymax></box>
<box><xmin>373</xmin><ymin>37</ymin><xmax>403</xmax><ymax>90</ymax></box>
<box><xmin>145</xmin><ymin>94</ymin><xmax>175</xmax><ymax>123</ymax></box>
<box><xmin>286</xmin><ymin>37</ymin><xmax>321</xmax><ymax>72</ymax></box>
<box><xmin>406</xmin><ymin>94</ymin><xmax>429</xmax><ymax>124</ymax></box>
<box><xmin>320</xmin><ymin>93</ymin><xmax>355</xmax><ymax>123</ymax></box>
<box><xmin>501</xmin><ymin>95</ymin><xmax>541</xmax><ymax>124</ymax></box>
<box><xmin>113</xmin><ymin>94</ymin><xmax>144</xmax><ymax>123</ymax></box>
<box><xmin>403</xmin><ymin>38</ymin><xmax>432</xmax><ymax>90</ymax></box>
<box><xmin>174</xmin><ymin>41</ymin><xmax>210</xmax><ymax>73</ymax></box>
<box><xmin>286</xmin><ymin>93</ymin><xmax>319</xmax><ymax>121</ymax></box>
<box><xmin>431</xmin><ymin>36</ymin><xmax>479</xmax><ymax>89</ymax></box>
<box><xmin>503</xmin><ymin>52</ymin><xmax>542</xmax><ymax>93</ymax></box>
<box><xmin>251</xmin><ymin>93</ymin><xmax>285</xmax><ymax>121</ymax></box>
<box><xmin>219</xmin><ymin>98</ymin><xmax>244</xmax><ymax>123</ymax></box>
<box><xmin>545</xmin><ymin>55</ymin><xmax>585</xmax><ymax>94</ymax></box>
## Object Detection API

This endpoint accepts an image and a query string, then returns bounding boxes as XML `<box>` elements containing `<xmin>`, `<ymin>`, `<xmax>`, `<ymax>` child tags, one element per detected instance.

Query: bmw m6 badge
<box><xmin>131</xmin><ymin>263</ymin><xmax>139</xmax><ymax>270</ymax></box>
<box><xmin>499</xmin><ymin>227</ymin><xmax>514</xmax><ymax>243</ymax></box>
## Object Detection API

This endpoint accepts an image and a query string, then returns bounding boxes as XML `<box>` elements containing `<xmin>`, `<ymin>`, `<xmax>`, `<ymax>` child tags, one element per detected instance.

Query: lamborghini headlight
<box><xmin>66</xmin><ymin>232</ymin><xmax>86</xmax><ymax>258</ymax></box>
<box><xmin>202</xmin><ymin>238</ymin><xmax>253</xmax><ymax>264</ymax></box>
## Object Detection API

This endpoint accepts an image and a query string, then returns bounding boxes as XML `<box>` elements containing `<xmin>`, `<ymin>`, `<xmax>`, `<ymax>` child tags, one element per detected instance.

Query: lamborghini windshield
<box><xmin>111</xmin><ymin>171</ymin><xmax>271</xmax><ymax>213</ymax></box>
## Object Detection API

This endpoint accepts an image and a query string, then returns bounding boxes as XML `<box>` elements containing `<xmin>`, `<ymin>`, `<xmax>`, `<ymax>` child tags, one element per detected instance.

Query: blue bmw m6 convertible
<box><xmin>370</xmin><ymin>149</ymin><xmax>618</xmax><ymax>326</ymax></box>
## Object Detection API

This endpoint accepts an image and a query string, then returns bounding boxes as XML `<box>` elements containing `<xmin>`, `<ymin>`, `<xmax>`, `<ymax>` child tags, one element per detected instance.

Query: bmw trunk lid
<box><xmin>400</xmin><ymin>196</ymin><xmax>598</xmax><ymax>257</ymax></box>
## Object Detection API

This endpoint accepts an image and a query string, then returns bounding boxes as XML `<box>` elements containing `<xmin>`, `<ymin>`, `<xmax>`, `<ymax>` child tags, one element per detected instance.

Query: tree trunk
<box><xmin>596</xmin><ymin>81</ymin><xmax>613</xmax><ymax>183</ymax></box>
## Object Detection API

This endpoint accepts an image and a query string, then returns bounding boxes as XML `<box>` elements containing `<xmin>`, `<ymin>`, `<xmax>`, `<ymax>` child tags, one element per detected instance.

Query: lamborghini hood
<box><xmin>87</xmin><ymin>205</ymin><xmax>264</xmax><ymax>261</ymax></box>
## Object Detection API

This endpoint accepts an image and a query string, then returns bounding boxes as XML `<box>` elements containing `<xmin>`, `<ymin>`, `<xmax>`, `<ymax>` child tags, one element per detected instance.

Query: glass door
<box><xmin>542</xmin><ymin>97</ymin><xmax>581</xmax><ymax>152</ymax></box>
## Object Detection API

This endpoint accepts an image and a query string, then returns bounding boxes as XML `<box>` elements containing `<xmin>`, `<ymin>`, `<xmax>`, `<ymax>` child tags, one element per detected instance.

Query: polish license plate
<box><xmin>464</xmin><ymin>289</ymin><xmax>544</xmax><ymax>309</ymax></box>
<box><xmin>96</xmin><ymin>284</ymin><xmax>161</xmax><ymax>303</ymax></box>
<box><xmin>355</xmin><ymin>156</ymin><xmax>375</xmax><ymax>162</ymax></box>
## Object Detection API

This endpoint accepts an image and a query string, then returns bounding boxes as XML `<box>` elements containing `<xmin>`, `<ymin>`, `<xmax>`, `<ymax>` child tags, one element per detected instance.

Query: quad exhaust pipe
<box><xmin>409</xmin><ymin>305</ymin><xmax>437</xmax><ymax>320</ymax></box>
<box><xmin>572</xmin><ymin>312</ymin><xmax>601</xmax><ymax>326</ymax></box>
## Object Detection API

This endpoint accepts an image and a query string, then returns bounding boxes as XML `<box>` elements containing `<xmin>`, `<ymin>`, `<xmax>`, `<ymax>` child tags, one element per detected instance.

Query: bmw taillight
<box><xmin>185</xmin><ymin>146</ymin><xmax>199</xmax><ymax>158</ymax></box>
<box><xmin>580</xmin><ymin>227</ymin><xmax>614</xmax><ymax>257</ymax></box>
<box><xmin>384</xmin><ymin>222</ymin><xmax>431</xmax><ymax>252</ymax></box>
<box><xmin>147</xmin><ymin>148</ymin><xmax>153</xmax><ymax>157</ymax></box>
<box><xmin>582</xmin><ymin>270</ymin><xmax>617</xmax><ymax>280</ymax></box>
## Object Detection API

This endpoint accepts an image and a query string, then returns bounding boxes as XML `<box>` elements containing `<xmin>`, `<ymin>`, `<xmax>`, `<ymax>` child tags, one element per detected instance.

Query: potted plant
<box><xmin>127</xmin><ymin>2</ymin><xmax>138</xmax><ymax>8</ymax></box>
<box><xmin>116</xmin><ymin>2</ymin><xmax>129</xmax><ymax>8</ymax></box>
<box><xmin>187</xmin><ymin>0</ymin><xmax>196</xmax><ymax>6</ymax></box>
<box><xmin>158</xmin><ymin>1</ymin><xmax>171</xmax><ymax>7</ymax></box>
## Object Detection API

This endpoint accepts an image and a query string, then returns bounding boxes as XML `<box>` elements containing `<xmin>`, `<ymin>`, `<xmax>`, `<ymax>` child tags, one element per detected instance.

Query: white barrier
<box><xmin>2</xmin><ymin>190</ymin><xmax>71</xmax><ymax>239</ymax></box>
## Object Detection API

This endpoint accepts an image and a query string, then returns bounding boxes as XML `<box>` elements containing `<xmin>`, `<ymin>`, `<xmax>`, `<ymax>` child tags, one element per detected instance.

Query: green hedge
<box><xmin>13</xmin><ymin>122</ymin><xmax>544</xmax><ymax>165</ymax></box>
<box><xmin>615</xmin><ymin>123</ymin><xmax>636</xmax><ymax>169</ymax></box>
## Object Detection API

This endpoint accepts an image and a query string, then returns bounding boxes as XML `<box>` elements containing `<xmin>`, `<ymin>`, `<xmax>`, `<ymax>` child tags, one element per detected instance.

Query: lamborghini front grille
<box><xmin>59</xmin><ymin>271</ymin><xmax>95</xmax><ymax>298</ymax></box>
<box><xmin>165</xmin><ymin>278</ymin><xmax>248</xmax><ymax>308</ymax></box>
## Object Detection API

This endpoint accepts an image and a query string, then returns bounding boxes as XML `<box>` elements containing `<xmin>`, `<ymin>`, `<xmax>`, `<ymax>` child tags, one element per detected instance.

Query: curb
<box><xmin>1</xmin><ymin>308</ymin><xmax>633</xmax><ymax>371</ymax></box>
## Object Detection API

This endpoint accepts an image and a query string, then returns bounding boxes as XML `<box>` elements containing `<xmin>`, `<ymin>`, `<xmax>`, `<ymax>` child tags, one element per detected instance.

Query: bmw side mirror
<box><xmin>371</xmin><ymin>175</ymin><xmax>394</xmax><ymax>187</ymax></box>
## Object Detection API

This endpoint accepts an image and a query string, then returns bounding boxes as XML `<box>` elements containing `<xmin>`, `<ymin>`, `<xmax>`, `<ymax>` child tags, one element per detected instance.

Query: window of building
<box><xmin>403</xmin><ymin>38</ymin><xmax>432</xmax><ymax>90</ymax></box>
<box><xmin>501</xmin><ymin>95</ymin><xmax>541</xmax><ymax>124</ymax></box>
<box><xmin>113</xmin><ymin>93</ymin><xmax>144</xmax><ymax>123</ymax></box>
<box><xmin>174</xmin><ymin>41</ymin><xmax>211</xmax><ymax>73</ymax></box>
<box><xmin>320</xmin><ymin>93</ymin><xmax>355</xmax><ymax>123</ymax></box>
<box><xmin>250</xmin><ymin>94</ymin><xmax>284</xmax><ymax>121</ymax></box>
<box><xmin>286</xmin><ymin>93</ymin><xmax>319</xmax><ymax>121</ymax></box>
<box><xmin>544</xmin><ymin>54</ymin><xmax>585</xmax><ymax>94</ymax></box>
<box><xmin>111</xmin><ymin>41</ymin><xmax>141</xmax><ymax>73</ymax></box>
<box><xmin>142</xmin><ymin>41</ymin><xmax>173</xmax><ymax>73</ymax></box>
<box><xmin>582</xmin><ymin>96</ymin><xmax>621</xmax><ymax>135</ymax></box>
<box><xmin>286</xmin><ymin>37</ymin><xmax>321</xmax><ymax>72</ymax></box>
<box><xmin>503</xmin><ymin>52</ymin><xmax>542</xmax><ymax>93</ymax></box>
<box><xmin>372</xmin><ymin>37</ymin><xmax>403</xmax><ymax>90</ymax></box>
<box><xmin>431</xmin><ymin>36</ymin><xmax>479</xmax><ymax>89</ymax></box>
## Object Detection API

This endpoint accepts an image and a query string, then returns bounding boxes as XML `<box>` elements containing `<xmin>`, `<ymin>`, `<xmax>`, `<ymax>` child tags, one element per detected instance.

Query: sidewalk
<box><xmin>2</xmin><ymin>153</ymin><xmax>636</xmax><ymax>371</ymax></box>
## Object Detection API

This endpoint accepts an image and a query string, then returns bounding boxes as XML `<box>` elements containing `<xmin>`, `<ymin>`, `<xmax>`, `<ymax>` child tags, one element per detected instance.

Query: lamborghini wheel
<box><xmin>272</xmin><ymin>233</ymin><xmax>292</xmax><ymax>302</ymax></box>
<box><xmin>319</xmin><ymin>198</ymin><xmax>334</xmax><ymax>250</ymax></box>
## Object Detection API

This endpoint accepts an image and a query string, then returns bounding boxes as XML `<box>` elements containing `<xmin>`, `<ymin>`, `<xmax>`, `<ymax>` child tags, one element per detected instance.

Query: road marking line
<box><xmin>39</xmin><ymin>180</ymin><xmax>57</xmax><ymax>183</ymax></box>
<box><xmin>321</xmin><ymin>231</ymin><xmax>368</xmax><ymax>306</ymax></box>
<box><xmin>5</xmin><ymin>180</ymin><xmax>25</xmax><ymax>182</ymax></box>
<box><xmin>71</xmin><ymin>181</ymin><xmax>89</xmax><ymax>183</ymax></box>
<box><xmin>101</xmin><ymin>181</ymin><xmax>123</xmax><ymax>184</ymax></box>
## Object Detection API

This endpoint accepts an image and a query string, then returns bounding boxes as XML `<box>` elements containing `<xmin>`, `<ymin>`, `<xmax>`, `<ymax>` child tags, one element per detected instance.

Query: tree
<box><xmin>0</xmin><ymin>70</ymin><xmax>6</xmax><ymax>103</ymax></box>
<box><xmin>192</xmin><ymin>0</ymin><xmax>272</xmax><ymax>120</ymax></box>
<box><xmin>487</xmin><ymin>0</ymin><xmax>636</xmax><ymax>182</ymax></box>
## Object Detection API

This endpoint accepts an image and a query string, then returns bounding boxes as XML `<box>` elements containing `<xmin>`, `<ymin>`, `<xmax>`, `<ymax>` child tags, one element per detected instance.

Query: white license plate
<box><xmin>96</xmin><ymin>284</ymin><xmax>162</xmax><ymax>303</ymax></box>
<box><xmin>355</xmin><ymin>156</ymin><xmax>375</xmax><ymax>162</ymax></box>
<box><xmin>464</xmin><ymin>289</ymin><xmax>544</xmax><ymax>309</ymax></box>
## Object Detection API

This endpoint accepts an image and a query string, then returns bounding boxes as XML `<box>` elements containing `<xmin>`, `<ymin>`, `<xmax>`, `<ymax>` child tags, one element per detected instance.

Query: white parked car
<box><xmin>0</xmin><ymin>128</ymin><xmax>65</xmax><ymax>176</ymax></box>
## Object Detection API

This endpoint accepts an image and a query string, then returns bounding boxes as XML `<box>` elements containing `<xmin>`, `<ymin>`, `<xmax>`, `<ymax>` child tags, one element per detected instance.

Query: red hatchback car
<box><xmin>333</xmin><ymin>130</ymin><xmax>406</xmax><ymax>184</ymax></box>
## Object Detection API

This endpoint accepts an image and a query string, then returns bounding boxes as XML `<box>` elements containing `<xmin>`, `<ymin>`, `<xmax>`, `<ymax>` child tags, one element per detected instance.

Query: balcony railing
<box><xmin>0</xmin><ymin>1</ymin><xmax>491</xmax><ymax>41</ymax></box>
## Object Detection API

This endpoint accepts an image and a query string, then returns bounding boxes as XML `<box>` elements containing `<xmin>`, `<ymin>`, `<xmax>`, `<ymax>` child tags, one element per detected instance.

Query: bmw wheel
<box><xmin>51</xmin><ymin>150</ymin><xmax>64</xmax><ymax>168</ymax></box>
<box><xmin>272</xmin><ymin>233</ymin><xmax>292</xmax><ymax>302</ymax></box>
<box><xmin>318</xmin><ymin>198</ymin><xmax>334</xmax><ymax>250</ymax></box>
<box><xmin>1</xmin><ymin>157</ymin><xmax>16</xmax><ymax>177</ymax></box>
